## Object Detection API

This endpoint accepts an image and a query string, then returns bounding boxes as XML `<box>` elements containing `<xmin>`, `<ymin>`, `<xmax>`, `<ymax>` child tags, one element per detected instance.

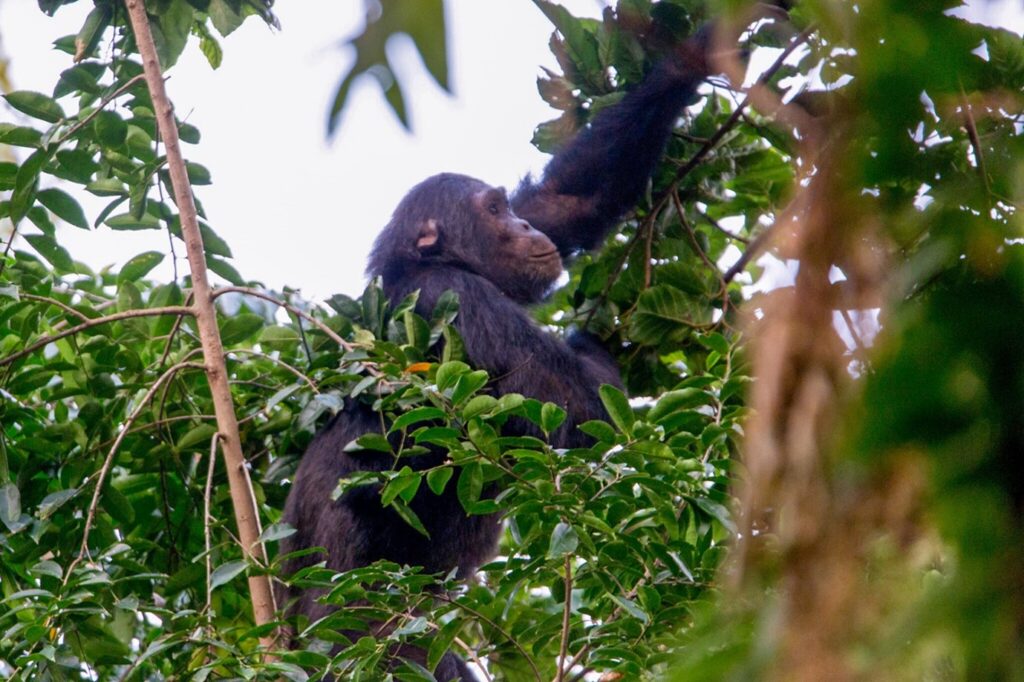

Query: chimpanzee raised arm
<box><xmin>512</xmin><ymin>29</ymin><xmax>712</xmax><ymax>255</ymax></box>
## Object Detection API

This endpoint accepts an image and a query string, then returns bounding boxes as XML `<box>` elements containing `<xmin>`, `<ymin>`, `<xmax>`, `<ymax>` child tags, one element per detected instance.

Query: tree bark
<box><xmin>124</xmin><ymin>0</ymin><xmax>277</xmax><ymax>649</ymax></box>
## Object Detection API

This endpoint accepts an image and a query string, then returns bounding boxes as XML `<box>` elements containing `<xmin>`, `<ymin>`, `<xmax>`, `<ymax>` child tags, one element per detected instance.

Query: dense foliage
<box><xmin>1</xmin><ymin>0</ymin><xmax>1022</xmax><ymax>680</ymax></box>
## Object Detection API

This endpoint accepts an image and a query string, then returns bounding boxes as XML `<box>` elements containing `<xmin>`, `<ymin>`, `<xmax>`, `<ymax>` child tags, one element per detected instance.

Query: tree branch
<box><xmin>64</xmin><ymin>361</ymin><xmax>205</xmax><ymax>584</ymax></box>
<box><xmin>124</xmin><ymin>0</ymin><xmax>277</xmax><ymax>647</ymax></box>
<box><xmin>0</xmin><ymin>305</ymin><xmax>194</xmax><ymax>367</ymax></box>
<box><xmin>211</xmin><ymin>286</ymin><xmax>353</xmax><ymax>352</ymax></box>
<box><xmin>53</xmin><ymin>74</ymin><xmax>146</xmax><ymax>146</ymax></box>
<box><xmin>723</xmin><ymin>222</ymin><xmax>776</xmax><ymax>284</ymax></box>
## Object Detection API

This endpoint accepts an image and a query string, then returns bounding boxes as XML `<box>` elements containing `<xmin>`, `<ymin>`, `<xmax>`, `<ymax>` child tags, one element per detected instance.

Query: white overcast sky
<box><xmin>2</xmin><ymin>0</ymin><xmax>607</xmax><ymax>299</ymax></box>
<box><xmin>2</xmin><ymin>0</ymin><xmax>1022</xmax><ymax>300</ymax></box>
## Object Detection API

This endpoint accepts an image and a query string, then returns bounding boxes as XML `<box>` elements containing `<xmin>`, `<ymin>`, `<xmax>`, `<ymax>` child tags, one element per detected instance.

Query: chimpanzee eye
<box><xmin>488</xmin><ymin>203</ymin><xmax>500</xmax><ymax>216</ymax></box>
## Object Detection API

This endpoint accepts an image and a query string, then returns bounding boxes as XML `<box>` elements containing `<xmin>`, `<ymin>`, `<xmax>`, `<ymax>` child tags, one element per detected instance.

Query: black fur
<box><xmin>280</xmin><ymin>33</ymin><xmax>710</xmax><ymax>681</ymax></box>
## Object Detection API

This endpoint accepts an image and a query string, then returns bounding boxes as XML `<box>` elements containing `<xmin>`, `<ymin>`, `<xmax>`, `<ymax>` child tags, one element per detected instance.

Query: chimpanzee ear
<box><xmin>416</xmin><ymin>219</ymin><xmax>441</xmax><ymax>253</ymax></box>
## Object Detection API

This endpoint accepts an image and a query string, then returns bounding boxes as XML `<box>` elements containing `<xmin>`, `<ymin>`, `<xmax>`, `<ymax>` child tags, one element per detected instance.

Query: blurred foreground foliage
<box><xmin>0</xmin><ymin>0</ymin><xmax>1022</xmax><ymax>680</ymax></box>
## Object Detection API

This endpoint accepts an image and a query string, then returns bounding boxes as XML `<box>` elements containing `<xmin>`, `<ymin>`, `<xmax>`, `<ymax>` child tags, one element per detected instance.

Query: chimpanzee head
<box><xmin>367</xmin><ymin>173</ymin><xmax>563</xmax><ymax>303</ymax></box>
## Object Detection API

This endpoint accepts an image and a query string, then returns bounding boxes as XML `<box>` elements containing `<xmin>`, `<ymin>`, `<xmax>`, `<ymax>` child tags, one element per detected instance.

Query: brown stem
<box><xmin>0</xmin><ymin>306</ymin><xmax>194</xmax><ymax>367</ymax></box>
<box><xmin>225</xmin><ymin>349</ymin><xmax>319</xmax><ymax>394</ymax></box>
<box><xmin>20</xmin><ymin>293</ymin><xmax>92</xmax><ymax>323</ymax></box>
<box><xmin>434</xmin><ymin>592</ymin><xmax>542</xmax><ymax>682</ymax></box>
<box><xmin>722</xmin><ymin>222</ymin><xmax>776</xmax><ymax>284</ymax></box>
<box><xmin>204</xmin><ymin>432</ymin><xmax>219</xmax><ymax>637</ymax></box>
<box><xmin>211</xmin><ymin>286</ymin><xmax>358</xmax><ymax>352</ymax></box>
<box><xmin>158</xmin><ymin>292</ymin><xmax>194</xmax><ymax>368</ymax></box>
<box><xmin>53</xmin><ymin>74</ymin><xmax>145</xmax><ymax>146</ymax></box>
<box><xmin>959</xmin><ymin>89</ymin><xmax>991</xmax><ymax>200</ymax></box>
<box><xmin>64</xmin><ymin>361</ymin><xmax>205</xmax><ymax>584</ymax></box>
<box><xmin>124</xmin><ymin>0</ymin><xmax>277</xmax><ymax>647</ymax></box>
<box><xmin>555</xmin><ymin>555</ymin><xmax>574</xmax><ymax>682</ymax></box>
<box><xmin>659</xmin><ymin>25</ymin><xmax>815</xmax><ymax>201</ymax></box>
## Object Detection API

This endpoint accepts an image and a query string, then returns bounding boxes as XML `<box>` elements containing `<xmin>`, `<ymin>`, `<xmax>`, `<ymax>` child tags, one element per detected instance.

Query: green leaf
<box><xmin>103</xmin><ymin>484</ymin><xmax>135</xmax><ymax>525</ymax></box>
<box><xmin>456</xmin><ymin>463</ymin><xmax>483</xmax><ymax>513</ymax></box>
<box><xmin>24</xmin><ymin>234</ymin><xmax>75</xmax><ymax>272</ymax></box>
<box><xmin>533</xmin><ymin>0</ymin><xmax>603</xmax><ymax>86</ymax></box>
<box><xmin>0</xmin><ymin>124</ymin><xmax>42</xmax><ymax>148</ymax></box>
<box><xmin>220</xmin><ymin>313</ymin><xmax>264</xmax><ymax>345</ymax></box>
<box><xmin>380</xmin><ymin>467</ymin><xmax>421</xmax><ymax>506</ymax></box>
<box><xmin>599</xmin><ymin>384</ymin><xmax>634</xmax><ymax>435</ymax></box>
<box><xmin>390</xmin><ymin>406</ymin><xmax>446</xmax><ymax>433</ymax></box>
<box><xmin>346</xmin><ymin>433</ymin><xmax>392</xmax><ymax>453</ymax></box>
<box><xmin>150</xmin><ymin>0</ymin><xmax>194</xmax><ymax>69</ymax></box>
<box><xmin>692</xmin><ymin>496</ymin><xmax>736</xmax><ymax>533</ymax></box>
<box><xmin>186</xmin><ymin>161</ymin><xmax>212</xmax><ymax>185</ymax></box>
<box><xmin>86</xmin><ymin>178</ymin><xmax>127</xmax><ymax>196</ymax></box>
<box><xmin>94</xmin><ymin>110</ymin><xmax>128</xmax><ymax>147</ymax></box>
<box><xmin>541</xmin><ymin>402</ymin><xmax>567</xmax><ymax>435</ymax></box>
<box><xmin>11</xmin><ymin>150</ymin><xmax>48</xmax><ymax>225</ymax></box>
<box><xmin>258</xmin><ymin>325</ymin><xmax>300</xmax><ymax>351</ymax></box>
<box><xmin>631</xmin><ymin>285</ymin><xmax>705</xmax><ymax>345</ymax></box>
<box><xmin>36</xmin><ymin>188</ymin><xmax>89</xmax><ymax>229</ymax></box>
<box><xmin>194</xmin><ymin>20</ymin><xmax>223</xmax><ymax>69</ymax></box>
<box><xmin>427</xmin><ymin>618</ymin><xmax>463</xmax><ymax>672</ymax></box>
<box><xmin>0</xmin><ymin>161</ymin><xmax>16</xmax><ymax>190</ymax></box>
<box><xmin>38</xmin><ymin>488</ymin><xmax>79</xmax><ymax>519</ymax></box>
<box><xmin>435</xmin><ymin>361</ymin><xmax>469</xmax><ymax>391</ymax></box>
<box><xmin>208</xmin><ymin>0</ymin><xmax>245</xmax><ymax>36</ymax></box>
<box><xmin>390</xmin><ymin>499</ymin><xmax>430</xmax><ymax>537</ymax></box>
<box><xmin>548</xmin><ymin>521</ymin><xmax>579</xmax><ymax>558</ymax></box>
<box><xmin>3</xmin><ymin>91</ymin><xmax>65</xmax><ymax>123</ymax></box>
<box><xmin>463</xmin><ymin>395</ymin><xmax>498</xmax><ymax>420</ymax></box>
<box><xmin>579</xmin><ymin>419</ymin><xmax>616</xmax><ymax>443</ymax></box>
<box><xmin>29</xmin><ymin>560</ymin><xmax>63</xmax><ymax>581</ymax></box>
<box><xmin>259</xmin><ymin>523</ymin><xmax>297</xmax><ymax>543</ymax></box>
<box><xmin>393</xmin><ymin>615</ymin><xmax>430</xmax><ymax>639</ymax></box>
<box><xmin>207</xmin><ymin>256</ymin><xmax>245</xmax><ymax>285</ymax></box>
<box><xmin>105</xmin><ymin>212</ymin><xmax>161</xmax><ymax>230</ymax></box>
<box><xmin>451</xmin><ymin>370</ymin><xmax>488</xmax><ymax>405</ymax></box>
<box><xmin>27</xmin><ymin>206</ymin><xmax>55</xmax><ymax>235</ymax></box>
<box><xmin>649</xmin><ymin>389</ymin><xmax>708</xmax><ymax>423</ymax></box>
<box><xmin>117</xmin><ymin>251</ymin><xmax>165</xmax><ymax>283</ymax></box>
<box><xmin>74</xmin><ymin>3</ymin><xmax>112</xmax><ymax>61</ymax></box>
<box><xmin>425</xmin><ymin>467</ymin><xmax>453</xmax><ymax>495</ymax></box>
<box><xmin>55</xmin><ymin>64</ymin><xmax>102</xmax><ymax>97</ymax></box>
<box><xmin>177</xmin><ymin>424</ymin><xmax>218</xmax><ymax>451</ymax></box>
<box><xmin>0</xmin><ymin>483</ymin><xmax>22</xmax><ymax>531</ymax></box>
<box><xmin>610</xmin><ymin>595</ymin><xmax>650</xmax><ymax>623</ymax></box>
<box><xmin>210</xmin><ymin>560</ymin><xmax>247</xmax><ymax>590</ymax></box>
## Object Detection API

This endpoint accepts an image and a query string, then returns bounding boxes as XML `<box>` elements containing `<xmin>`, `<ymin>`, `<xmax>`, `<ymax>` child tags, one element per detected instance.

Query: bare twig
<box><xmin>20</xmin><ymin>293</ymin><xmax>91</xmax><ymax>323</ymax></box>
<box><xmin>64</xmin><ymin>361</ymin><xmax>205</xmax><ymax>584</ymax></box>
<box><xmin>204</xmin><ymin>432</ymin><xmax>219</xmax><ymax>632</ymax></box>
<box><xmin>663</xmin><ymin>25</ymin><xmax>815</xmax><ymax>195</ymax></box>
<box><xmin>53</xmin><ymin>74</ymin><xmax>145</xmax><ymax>146</ymax></box>
<box><xmin>959</xmin><ymin>89</ymin><xmax>991</xmax><ymax>200</ymax></box>
<box><xmin>211</xmin><ymin>286</ymin><xmax>355</xmax><ymax>352</ymax></box>
<box><xmin>697</xmin><ymin>208</ymin><xmax>750</xmax><ymax>244</ymax></box>
<box><xmin>453</xmin><ymin>636</ymin><xmax>494</xmax><ymax>682</ymax></box>
<box><xmin>433</xmin><ymin>592</ymin><xmax>542</xmax><ymax>682</ymax></box>
<box><xmin>722</xmin><ymin>222</ymin><xmax>776</xmax><ymax>284</ymax></box>
<box><xmin>0</xmin><ymin>306</ymin><xmax>194</xmax><ymax>367</ymax></box>
<box><xmin>555</xmin><ymin>555</ymin><xmax>574</xmax><ymax>682</ymax></box>
<box><xmin>124</xmin><ymin>0</ymin><xmax>277</xmax><ymax>647</ymax></box>
<box><xmin>226</xmin><ymin>349</ymin><xmax>319</xmax><ymax>394</ymax></box>
<box><xmin>158</xmin><ymin>292</ymin><xmax>195</xmax><ymax>368</ymax></box>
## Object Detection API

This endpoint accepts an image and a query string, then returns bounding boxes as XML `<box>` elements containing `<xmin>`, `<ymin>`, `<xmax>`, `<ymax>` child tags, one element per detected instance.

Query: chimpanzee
<box><xmin>279</xmin><ymin>28</ymin><xmax>713</xmax><ymax>681</ymax></box>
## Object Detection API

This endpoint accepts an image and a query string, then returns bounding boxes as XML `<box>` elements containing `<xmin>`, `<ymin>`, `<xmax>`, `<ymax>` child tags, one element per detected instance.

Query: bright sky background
<box><xmin>2</xmin><ymin>0</ymin><xmax>1022</xmax><ymax>301</ymax></box>
<box><xmin>2</xmin><ymin>0</ymin><xmax>606</xmax><ymax>299</ymax></box>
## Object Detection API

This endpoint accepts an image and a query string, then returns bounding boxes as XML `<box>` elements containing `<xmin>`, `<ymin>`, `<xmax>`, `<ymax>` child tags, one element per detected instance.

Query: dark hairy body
<box><xmin>279</xmin><ymin>30</ymin><xmax>712</xmax><ymax>681</ymax></box>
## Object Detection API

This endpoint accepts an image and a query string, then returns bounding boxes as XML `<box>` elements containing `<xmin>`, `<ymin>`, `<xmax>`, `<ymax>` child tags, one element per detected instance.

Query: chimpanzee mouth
<box><xmin>530</xmin><ymin>249</ymin><xmax>559</xmax><ymax>260</ymax></box>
